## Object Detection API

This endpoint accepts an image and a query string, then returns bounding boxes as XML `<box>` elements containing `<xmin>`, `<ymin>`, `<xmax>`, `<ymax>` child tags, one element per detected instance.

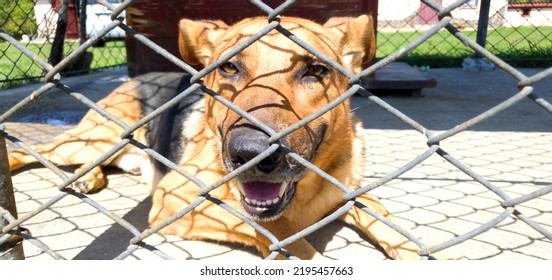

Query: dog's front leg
<box><xmin>340</xmin><ymin>194</ymin><xmax>421</xmax><ymax>260</ymax></box>
<box><xmin>261</xmin><ymin>219</ymin><xmax>327</xmax><ymax>260</ymax></box>
<box><xmin>8</xmin><ymin>146</ymin><xmax>109</xmax><ymax>193</ymax></box>
<box><xmin>150</xmin><ymin>172</ymin><xmax>325</xmax><ymax>259</ymax></box>
<box><xmin>274</xmin><ymin>240</ymin><xmax>326</xmax><ymax>260</ymax></box>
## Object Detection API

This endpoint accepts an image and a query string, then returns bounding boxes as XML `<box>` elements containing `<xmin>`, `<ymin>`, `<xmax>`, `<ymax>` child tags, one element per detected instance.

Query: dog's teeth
<box><xmin>279</xmin><ymin>182</ymin><xmax>288</xmax><ymax>197</ymax></box>
<box><xmin>244</xmin><ymin>197</ymin><xmax>281</xmax><ymax>207</ymax></box>
<box><xmin>238</xmin><ymin>181</ymin><xmax>245</xmax><ymax>195</ymax></box>
<box><xmin>240</xmin><ymin>181</ymin><xmax>289</xmax><ymax>208</ymax></box>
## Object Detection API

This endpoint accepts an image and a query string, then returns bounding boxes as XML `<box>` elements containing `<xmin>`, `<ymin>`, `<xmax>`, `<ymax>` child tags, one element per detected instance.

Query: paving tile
<box><xmin>2</xmin><ymin>68</ymin><xmax>551</xmax><ymax>260</ymax></box>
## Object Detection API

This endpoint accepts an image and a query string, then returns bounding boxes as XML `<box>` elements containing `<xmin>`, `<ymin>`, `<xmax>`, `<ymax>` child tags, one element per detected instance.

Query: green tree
<box><xmin>0</xmin><ymin>0</ymin><xmax>38</xmax><ymax>39</ymax></box>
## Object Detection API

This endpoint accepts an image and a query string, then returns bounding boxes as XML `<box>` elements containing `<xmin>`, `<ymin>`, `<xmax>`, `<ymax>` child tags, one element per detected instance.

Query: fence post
<box><xmin>48</xmin><ymin>0</ymin><xmax>70</xmax><ymax>67</ymax></box>
<box><xmin>79</xmin><ymin>0</ymin><xmax>88</xmax><ymax>45</ymax></box>
<box><xmin>0</xmin><ymin>126</ymin><xmax>25</xmax><ymax>260</ymax></box>
<box><xmin>475</xmin><ymin>0</ymin><xmax>491</xmax><ymax>57</ymax></box>
<box><xmin>462</xmin><ymin>0</ymin><xmax>495</xmax><ymax>70</ymax></box>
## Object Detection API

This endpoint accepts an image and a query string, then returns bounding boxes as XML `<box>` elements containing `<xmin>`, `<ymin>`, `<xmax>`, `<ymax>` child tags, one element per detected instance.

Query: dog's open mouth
<box><xmin>237</xmin><ymin>181</ymin><xmax>296</xmax><ymax>219</ymax></box>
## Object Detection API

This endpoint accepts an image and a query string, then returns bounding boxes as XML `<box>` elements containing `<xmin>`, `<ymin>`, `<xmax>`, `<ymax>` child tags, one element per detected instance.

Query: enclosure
<box><xmin>1</xmin><ymin>0</ymin><xmax>551</xmax><ymax>260</ymax></box>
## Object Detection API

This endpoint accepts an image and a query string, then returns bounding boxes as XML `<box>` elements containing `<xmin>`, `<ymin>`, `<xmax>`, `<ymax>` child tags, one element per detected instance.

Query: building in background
<box><xmin>32</xmin><ymin>0</ymin><xmax>125</xmax><ymax>41</ymax></box>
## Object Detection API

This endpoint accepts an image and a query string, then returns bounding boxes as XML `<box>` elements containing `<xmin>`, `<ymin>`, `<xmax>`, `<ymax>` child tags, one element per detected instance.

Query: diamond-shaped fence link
<box><xmin>1</xmin><ymin>0</ymin><xmax>551</xmax><ymax>260</ymax></box>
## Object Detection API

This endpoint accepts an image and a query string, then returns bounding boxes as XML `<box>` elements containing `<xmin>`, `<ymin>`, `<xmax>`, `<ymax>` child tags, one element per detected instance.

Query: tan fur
<box><xmin>9</xmin><ymin>15</ymin><xmax>431</xmax><ymax>259</ymax></box>
<box><xmin>151</xmin><ymin>15</ymin><xmax>421</xmax><ymax>259</ymax></box>
<box><xmin>8</xmin><ymin>80</ymin><xmax>150</xmax><ymax>193</ymax></box>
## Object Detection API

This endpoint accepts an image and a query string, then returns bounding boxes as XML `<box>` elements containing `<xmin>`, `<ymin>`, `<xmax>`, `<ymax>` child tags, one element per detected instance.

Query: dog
<box><xmin>8</xmin><ymin>15</ymin><xmax>426</xmax><ymax>260</ymax></box>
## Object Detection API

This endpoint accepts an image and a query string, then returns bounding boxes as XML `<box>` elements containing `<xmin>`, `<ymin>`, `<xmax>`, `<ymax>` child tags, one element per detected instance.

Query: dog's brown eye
<box><xmin>219</xmin><ymin>62</ymin><xmax>239</xmax><ymax>75</ymax></box>
<box><xmin>305</xmin><ymin>65</ymin><xmax>329</xmax><ymax>78</ymax></box>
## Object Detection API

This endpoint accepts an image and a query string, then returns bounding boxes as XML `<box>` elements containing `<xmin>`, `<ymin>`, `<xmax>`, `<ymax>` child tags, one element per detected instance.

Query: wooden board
<box><xmin>125</xmin><ymin>0</ymin><xmax>378</xmax><ymax>76</ymax></box>
<box><xmin>362</xmin><ymin>62</ymin><xmax>437</xmax><ymax>96</ymax></box>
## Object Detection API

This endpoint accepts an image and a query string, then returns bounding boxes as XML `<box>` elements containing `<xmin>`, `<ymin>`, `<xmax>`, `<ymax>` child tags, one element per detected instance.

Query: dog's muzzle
<box><xmin>224</xmin><ymin>128</ymin><xmax>300</xmax><ymax>220</ymax></box>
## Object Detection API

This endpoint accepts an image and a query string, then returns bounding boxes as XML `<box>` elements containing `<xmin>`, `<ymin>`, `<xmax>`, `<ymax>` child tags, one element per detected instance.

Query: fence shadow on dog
<box><xmin>1</xmin><ymin>0</ymin><xmax>552</xmax><ymax>260</ymax></box>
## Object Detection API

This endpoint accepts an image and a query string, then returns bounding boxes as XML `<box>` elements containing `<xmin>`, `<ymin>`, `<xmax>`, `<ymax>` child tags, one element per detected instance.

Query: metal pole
<box><xmin>79</xmin><ymin>0</ymin><xmax>88</xmax><ymax>45</ymax></box>
<box><xmin>48</xmin><ymin>0</ymin><xmax>71</xmax><ymax>67</ymax></box>
<box><xmin>0</xmin><ymin>127</ymin><xmax>25</xmax><ymax>260</ymax></box>
<box><xmin>475</xmin><ymin>0</ymin><xmax>491</xmax><ymax>58</ymax></box>
<box><xmin>462</xmin><ymin>0</ymin><xmax>495</xmax><ymax>70</ymax></box>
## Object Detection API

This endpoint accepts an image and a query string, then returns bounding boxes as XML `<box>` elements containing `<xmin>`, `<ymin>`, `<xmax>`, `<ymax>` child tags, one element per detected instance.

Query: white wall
<box><xmin>378</xmin><ymin>0</ymin><xmax>420</xmax><ymax>21</ymax></box>
<box><xmin>504</xmin><ymin>7</ymin><xmax>552</xmax><ymax>27</ymax></box>
<box><xmin>377</xmin><ymin>0</ymin><xmax>512</xmax><ymax>30</ymax></box>
<box><xmin>33</xmin><ymin>2</ymin><xmax>57</xmax><ymax>40</ymax></box>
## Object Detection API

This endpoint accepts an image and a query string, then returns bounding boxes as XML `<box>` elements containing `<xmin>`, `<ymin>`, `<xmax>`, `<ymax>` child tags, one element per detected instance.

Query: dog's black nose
<box><xmin>227</xmin><ymin>130</ymin><xmax>283</xmax><ymax>174</ymax></box>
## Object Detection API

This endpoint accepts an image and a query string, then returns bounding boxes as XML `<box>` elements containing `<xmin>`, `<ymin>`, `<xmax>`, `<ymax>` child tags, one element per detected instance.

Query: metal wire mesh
<box><xmin>377</xmin><ymin>0</ymin><xmax>552</xmax><ymax>68</ymax></box>
<box><xmin>0</xmin><ymin>0</ymin><xmax>126</xmax><ymax>89</ymax></box>
<box><xmin>1</xmin><ymin>0</ymin><xmax>551</xmax><ymax>260</ymax></box>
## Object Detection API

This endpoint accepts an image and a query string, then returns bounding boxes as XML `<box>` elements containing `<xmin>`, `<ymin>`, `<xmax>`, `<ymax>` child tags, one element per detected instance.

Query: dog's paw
<box><xmin>310</xmin><ymin>252</ymin><xmax>332</xmax><ymax>260</ymax></box>
<box><xmin>73</xmin><ymin>166</ymin><xmax>106</xmax><ymax>193</ymax></box>
<box><xmin>73</xmin><ymin>178</ymin><xmax>105</xmax><ymax>193</ymax></box>
<box><xmin>390</xmin><ymin>247</ymin><xmax>422</xmax><ymax>260</ymax></box>
<box><xmin>426</xmin><ymin>250</ymin><xmax>467</xmax><ymax>260</ymax></box>
<box><xmin>390</xmin><ymin>245</ymin><xmax>466</xmax><ymax>260</ymax></box>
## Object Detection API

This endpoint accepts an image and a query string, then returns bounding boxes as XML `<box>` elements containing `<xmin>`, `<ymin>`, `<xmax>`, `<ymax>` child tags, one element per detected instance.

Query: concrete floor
<box><xmin>1</xmin><ymin>66</ymin><xmax>551</xmax><ymax>260</ymax></box>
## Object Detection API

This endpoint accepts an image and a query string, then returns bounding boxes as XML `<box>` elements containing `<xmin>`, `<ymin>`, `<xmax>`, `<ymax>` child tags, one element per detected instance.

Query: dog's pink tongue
<box><xmin>241</xmin><ymin>182</ymin><xmax>281</xmax><ymax>200</ymax></box>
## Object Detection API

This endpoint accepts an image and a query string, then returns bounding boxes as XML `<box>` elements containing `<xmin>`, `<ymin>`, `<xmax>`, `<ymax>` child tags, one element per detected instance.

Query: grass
<box><xmin>1</xmin><ymin>26</ymin><xmax>551</xmax><ymax>89</ymax></box>
<box><xmin>0</xmin><ymin>40</ymin><xmax>126</xmax><ymax>89</ymax></box>
<box><xmin>377</xmin><ymin>26</ymin><xmax>552</xmax><ymax>68</ymax></box>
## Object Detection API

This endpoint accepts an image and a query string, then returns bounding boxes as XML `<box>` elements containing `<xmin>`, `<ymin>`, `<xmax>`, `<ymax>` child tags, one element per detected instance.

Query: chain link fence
<box><xmin>2</xmin><ymin>1</ymin><xmax>552</xmax><ymax>89</ymax></box>
<box><xmin>0</xmin><ymin>0</ymin><xmax>126</xmax><ymax>89</ymax></box>
<box><xmin>378</xmin><ymin>0</ymin><xmax>552</xmax><ymax>68</ymax></box>
<box><xmin>1</xmin><ymin>0</ymin><xmax>552</xmax><ymax>260</ymax></box>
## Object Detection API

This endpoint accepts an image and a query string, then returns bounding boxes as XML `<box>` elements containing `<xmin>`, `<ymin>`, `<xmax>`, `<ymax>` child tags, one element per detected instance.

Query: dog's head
<box><xmin>178</xmin><ymin>15</ymin><xmax>374</xmax><ymax>220</ymax></box>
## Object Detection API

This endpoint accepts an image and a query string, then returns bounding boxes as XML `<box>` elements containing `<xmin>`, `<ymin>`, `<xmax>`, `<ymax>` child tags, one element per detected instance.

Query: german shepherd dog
<box><xmin>8</xmin><ymin>15</ymin><xmax>426</xmax><ymax>259</ymax></box>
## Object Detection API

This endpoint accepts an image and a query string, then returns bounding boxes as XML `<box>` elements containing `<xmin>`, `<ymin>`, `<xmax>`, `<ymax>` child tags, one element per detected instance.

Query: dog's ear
<box><xmin>324</xmin><ymin>15</ymin><xmax>376</xmax><ymax>73</ymax></box>
<box><xmin>178</xmin><ymin>19</ymin><xmax>229</xmax><ymax>66</ymax></box>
